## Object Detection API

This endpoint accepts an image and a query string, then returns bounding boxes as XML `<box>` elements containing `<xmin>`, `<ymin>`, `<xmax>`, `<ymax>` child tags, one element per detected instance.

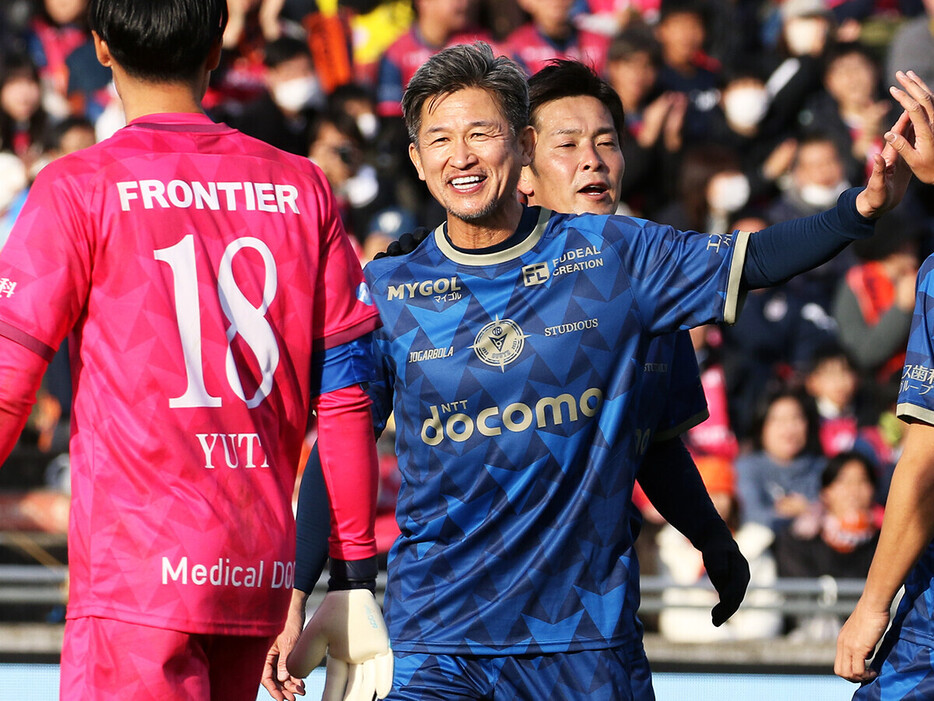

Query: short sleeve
<box><xmin>0</xmin><ymin>165</ymin><xmax>92</xmax><ymax>359</ymax></box>
<box><xmin>897</xmin><ymin>255</ymin><xmax>934</xmax><ymax>425</ymax></box>
<box><xmin>609</xmin><ymin>217</ymin><xmax>750</xmax><ymax>332</ymax></box>
<box><xmin>311</xmin><ymin>190</ymin><xmax>381</xmax><ymax>352</ymax></box>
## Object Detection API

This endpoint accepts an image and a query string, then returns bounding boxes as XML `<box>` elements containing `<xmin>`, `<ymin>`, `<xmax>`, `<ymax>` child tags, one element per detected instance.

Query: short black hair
<box><xmin>263</xmin><ymin>36</ymin><xmax>311</xmax><ymax>69</ymax></box>
<box><xmin>658</xmin><ymin>0</ymin><xmax>709</xmax><ymax>25</ymax></box>
<box><xmin>750</xmin><ymin>385</ymin><xmax>823</xmax><ymax>457</ymax></box>
<box><xmin>87</xmin><ymin>0</ymin><xmax>228</xmax><ymax>83</ymax></box>
<box><xmin>527</xmin><ymin>60</ymin><xmax>625</xmax><ymax>140</ymax></box>
<box><xmin>821</xmin><ymin>450</ymin><xmax>878</xmax><ymax>491</ymax></box>
<box><xmin>607</xmin><ymin>26</ymin><xmax>662</xmax><ymax>66</ymax></box>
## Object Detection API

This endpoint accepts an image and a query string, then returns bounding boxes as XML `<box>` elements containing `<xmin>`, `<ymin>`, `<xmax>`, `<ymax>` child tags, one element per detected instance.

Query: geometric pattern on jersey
<box><xmin>853</xmin><ymin>629</ymin><xmax>934</xmax><ymax>701</ymax></box>
<box><xmin>898</xmin><ymin>254</ymin><xmax>934</xmax><ymax>427</ymax></box>
<box><xmin>0</xmin><ymin>113</ymin><xmax>379</xmax><ymax>635</ymax></box>
<box><xmin>388</xmin><ymin>646</ymin><xmax>654</xmax><ymax>700</ymax></box>
<box><xmin>365</xmin><ymin>207</ymin><xmax>747</xmax><ymax>654</ymax></box>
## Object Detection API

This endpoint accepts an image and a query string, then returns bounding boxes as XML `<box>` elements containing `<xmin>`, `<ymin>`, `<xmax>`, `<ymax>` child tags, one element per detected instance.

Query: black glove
<box><xmin>373</xmin><ymin>226</ymin><xmax>430</xmax><ymax>259</ymax></box>
<box><xmin>701</xmin><ymin>534</ymin><xmax>750</xmax><ymax>626</ymax></box>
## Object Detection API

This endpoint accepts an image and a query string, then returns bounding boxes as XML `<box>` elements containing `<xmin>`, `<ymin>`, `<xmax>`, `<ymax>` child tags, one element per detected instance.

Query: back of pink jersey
<box><xmin>0</xmin><ymin>113</ymin><xmax>379</xmax><ymax>635</ymax></box>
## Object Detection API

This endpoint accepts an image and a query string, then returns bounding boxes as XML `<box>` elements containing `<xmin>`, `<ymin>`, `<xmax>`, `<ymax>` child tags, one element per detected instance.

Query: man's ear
<box><xmin>408</xmin><ymin>142</ymin><xmax>426</xmax><ymax>182</ymax></box>
<box><xmin>206</xmin><ymin>38</ymin><xmax>223</xmax><ymax>72</ymax></box>
<box><xmin>518</xmin><ymin>164</ymin><xmax>535</xmax><ymax>198</ymax></box>
<box><xmin>92</xmin><ymin>31</ymin><xmax>113</xmax><ymax>68</ymax></box>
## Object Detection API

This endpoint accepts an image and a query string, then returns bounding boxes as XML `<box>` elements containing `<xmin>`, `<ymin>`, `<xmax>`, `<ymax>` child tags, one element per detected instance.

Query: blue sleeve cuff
<box><xmin>311</xmin><ymin>333</ymin><xmax>376</xmax><ymax>396</ymax></box>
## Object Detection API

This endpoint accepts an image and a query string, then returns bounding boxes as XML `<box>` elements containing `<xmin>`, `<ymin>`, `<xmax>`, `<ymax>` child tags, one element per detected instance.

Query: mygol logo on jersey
<box><xmin>471</xmin><ymin>318</ymin><xmax>528</xmax><ymax>371</ymax></box>
<box><xmin>387</xmin><ymin>276</ymin><xmax>462</xmax><ymax>301</ymax></box>
<box><xmin>420</xmin><ymin>387</ymin><xmax>604</xmax><ymax>445</ymax></box>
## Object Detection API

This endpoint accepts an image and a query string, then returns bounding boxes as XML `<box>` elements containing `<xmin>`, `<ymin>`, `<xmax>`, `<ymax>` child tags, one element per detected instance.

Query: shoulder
<box><xmin>364</xmin><ymin>235</ymin><xmax>438</xmax><ymax>291</ymax></box>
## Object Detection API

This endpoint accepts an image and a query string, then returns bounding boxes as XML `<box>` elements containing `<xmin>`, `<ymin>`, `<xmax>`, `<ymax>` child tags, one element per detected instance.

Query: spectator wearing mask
<box><xmin>307</xmin><ymin>109</ymin><xmax>397</xmax><ymax>243</ymax></box>
<box><xmin>656</xmin><ymin>144</ymin><xmax>751</xmax><ymax>235</ymax></box>
<box><xmin>767</xmin><ymin>134</ymin><xmax>856</xmax><ymax>311</ymax></box>
<box><xmin>707</xmin><ymin>68</ymin><xmax>800</xmax><ymax>201</ymax></box>
<box><xmin>224</xmin><ymin>35</ymin><xmax>323</xmax><ymax>155</ymax></box>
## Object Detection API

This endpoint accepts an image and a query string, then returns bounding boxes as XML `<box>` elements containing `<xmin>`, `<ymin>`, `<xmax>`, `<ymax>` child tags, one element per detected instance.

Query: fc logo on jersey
<box><xmin>471</xmin><ymin>318</ymin><xmax>528</xmax><ymax>371</ymax></box>
<box><xmin>522</xmin><ymin>262</ymin><xmax>550</xmax><ymax>287</ymax></box>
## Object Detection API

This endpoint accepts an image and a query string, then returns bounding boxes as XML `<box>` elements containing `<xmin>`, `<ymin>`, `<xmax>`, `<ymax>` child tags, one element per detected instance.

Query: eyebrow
<box><xmin>424</xmin><ymin>120</ymin><xmax>499</xmax><ymax>135</ymax></box>
<box><xmin>547</xmin><ymin>126</ymin><xmax>618</xmax><ymax>138</ymax></box>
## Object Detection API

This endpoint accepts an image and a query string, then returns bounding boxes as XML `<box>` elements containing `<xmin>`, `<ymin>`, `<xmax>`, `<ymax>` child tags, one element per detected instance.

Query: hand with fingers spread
<box><xmin>887</xmin><ymin>70</ymin><xmax>934</xmax><ymax>184</ymax></box>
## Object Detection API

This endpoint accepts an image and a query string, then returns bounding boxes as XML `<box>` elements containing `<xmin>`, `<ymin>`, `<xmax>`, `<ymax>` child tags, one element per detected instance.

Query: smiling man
<box><xmin>287</xmin><ymin>42</ymin><xmax>910</xmax><ymax>700</ymax></box>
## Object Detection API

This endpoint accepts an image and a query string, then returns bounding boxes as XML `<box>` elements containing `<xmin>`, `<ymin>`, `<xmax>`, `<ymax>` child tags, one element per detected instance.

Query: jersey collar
<box><xmin>433</xmin><ymin>206</ymin><xmax>552</xmax><ymax>266</ymax></box>
<box><xmin>127</xmin><ymin>112</ymin><xmax>233</xmax><ymax>133</ymax></box>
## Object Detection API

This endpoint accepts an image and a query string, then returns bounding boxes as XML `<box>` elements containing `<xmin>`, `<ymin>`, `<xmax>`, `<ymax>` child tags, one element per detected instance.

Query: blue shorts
<box><xmin>389</xmin><ymin>646</ymin><xmax>655</xmax><ymax>701</ymax></box>
<box><xmin>854</xmin><ymin>637</ymin><xmax>934</xmax><ymax>701</ymax></box>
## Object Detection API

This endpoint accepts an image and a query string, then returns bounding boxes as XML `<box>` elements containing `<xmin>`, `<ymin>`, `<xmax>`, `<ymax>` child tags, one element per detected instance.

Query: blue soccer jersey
<box><xmin>364</xmin><ymin>207</ymin><xmax>748</xmax><ymax>655</ymax></box>
<box><xmin>885</xmin><ymin>254</ymin><xmax>934</xmax><ymax>656</ymax></box>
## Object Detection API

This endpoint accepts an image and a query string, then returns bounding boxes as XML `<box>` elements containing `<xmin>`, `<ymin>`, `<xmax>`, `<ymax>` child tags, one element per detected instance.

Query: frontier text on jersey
<box><xmin>116</xmin><ymin>180</ymin><xmax>301</xmax><ymax>213</ymax></box>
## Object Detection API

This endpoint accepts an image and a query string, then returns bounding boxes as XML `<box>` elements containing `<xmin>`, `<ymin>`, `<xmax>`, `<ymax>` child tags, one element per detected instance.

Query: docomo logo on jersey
<box><xmin>420</xmin><ymin>387</ymin><xmax>604</xmax><ymax>446</ymax></box>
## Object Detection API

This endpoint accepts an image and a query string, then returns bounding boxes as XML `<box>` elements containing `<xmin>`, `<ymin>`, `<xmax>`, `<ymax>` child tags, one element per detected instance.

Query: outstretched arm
<box><xmin>835</xmin><ymin>421</ymin><xmax>934</xmax><ymax>683</ymax></box>
<box><xmin>638</xmin><ymin>438</ymin><xmax>749</xmax><ymax>625</ymax></box>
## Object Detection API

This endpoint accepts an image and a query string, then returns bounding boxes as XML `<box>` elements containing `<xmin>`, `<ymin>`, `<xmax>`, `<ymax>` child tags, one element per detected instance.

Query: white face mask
<box><xmin>723</xmin><ymin>87</ymin><xmax>769</xmax><ymax>130</ymax></box>
<box><xmin>356</xmin><ymin>112</ymin><xmax>379</xmax><ymax>141</ymax></box>
<box><xmin>273</xmin><ymin>75</ymin><xmax>323</xmax><ymax>112</ymax></box>
<box><xmin>798</xmin><ymin>180</ymin><xmax>848</xmax><ymax>208</ymax></box>
<box><xmin>784</xmin><ymin>18</ymin><xmax>826</xmax><ymax>55</ymax></box>
<box><xmin>708</xmin><ymin>173</ymin><xmax>751</xmax><ymax>213</ymax></box>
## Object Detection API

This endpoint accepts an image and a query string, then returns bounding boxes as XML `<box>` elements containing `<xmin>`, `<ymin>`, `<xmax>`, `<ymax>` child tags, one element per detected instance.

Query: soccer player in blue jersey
<box><xmin>519</xmin><ymin>57</ymin><xmax>750</xmax><ymax>636</ymax></box>
<box><xmin>286</xmin><ymin>43</ymin><xmax>907</xmax><ymax>700</ymax></box>
<box><xmin>835</xmin><ymin>71</ymin><xmax>934</xmax><ymax>700</ymax></box>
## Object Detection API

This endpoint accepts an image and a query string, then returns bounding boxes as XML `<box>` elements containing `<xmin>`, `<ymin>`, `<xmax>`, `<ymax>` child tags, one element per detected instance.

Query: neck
<box><xmin>446</xmin><ymin>197</ymin><xmax>525</xmax><ymax>249</ymax></box>
<box><xmin>113</xmin><ymin>65</ymin><xmax>208</xmax><ymax>122</ymax></box>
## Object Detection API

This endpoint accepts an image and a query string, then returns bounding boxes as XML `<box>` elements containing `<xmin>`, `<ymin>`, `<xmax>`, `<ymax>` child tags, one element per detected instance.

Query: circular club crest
<box><xmin>471</xmin><ymin>318</ymin><xmax>527</xmax><ymax>370</ymax></box>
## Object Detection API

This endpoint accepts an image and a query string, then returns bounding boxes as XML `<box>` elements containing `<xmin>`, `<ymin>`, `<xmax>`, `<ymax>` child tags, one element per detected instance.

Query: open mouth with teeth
<box><xmin>450</xmin><ymin>175</ymin><xmax>485</xmax><ymax>191</ymax></box>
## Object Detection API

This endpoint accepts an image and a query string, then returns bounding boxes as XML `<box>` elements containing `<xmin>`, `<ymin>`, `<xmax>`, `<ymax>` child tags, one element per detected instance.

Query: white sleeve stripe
<box><xmin>723</xmin><ymin>230</ymin><xmax>751</xmax><ymax>325</ymax></box>
<box><xmin>896</xmin><ymin>401</ymin><xmax>934</xmax><ymax>426</ymax></box>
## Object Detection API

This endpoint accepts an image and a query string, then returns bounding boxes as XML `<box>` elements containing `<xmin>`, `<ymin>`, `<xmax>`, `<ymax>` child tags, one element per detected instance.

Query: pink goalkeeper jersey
<box><xmin>0</xmin><ymin>113</ymin><xmax>380</xmax><ymax>636</ymax></box>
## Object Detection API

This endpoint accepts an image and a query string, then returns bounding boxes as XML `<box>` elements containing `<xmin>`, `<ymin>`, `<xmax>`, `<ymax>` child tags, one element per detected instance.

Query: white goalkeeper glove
<box><xmin>287</xmin><ymin>562</ymin><xmax>393</xmax><ymax>701</ymax></box>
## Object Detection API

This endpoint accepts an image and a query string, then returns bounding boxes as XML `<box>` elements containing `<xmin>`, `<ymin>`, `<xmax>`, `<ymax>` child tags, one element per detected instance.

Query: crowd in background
<box><xmin>2</xmin><ymin>0</ymin><xmax>934</xmax><ymax>642</ymax></box>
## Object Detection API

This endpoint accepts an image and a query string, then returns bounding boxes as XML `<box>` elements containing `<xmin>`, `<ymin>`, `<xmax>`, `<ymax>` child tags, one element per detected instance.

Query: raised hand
<box><xmin>887</xmin><ymin>70</ymin><xmax>934</xmax><ymax>184</ymax></box>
